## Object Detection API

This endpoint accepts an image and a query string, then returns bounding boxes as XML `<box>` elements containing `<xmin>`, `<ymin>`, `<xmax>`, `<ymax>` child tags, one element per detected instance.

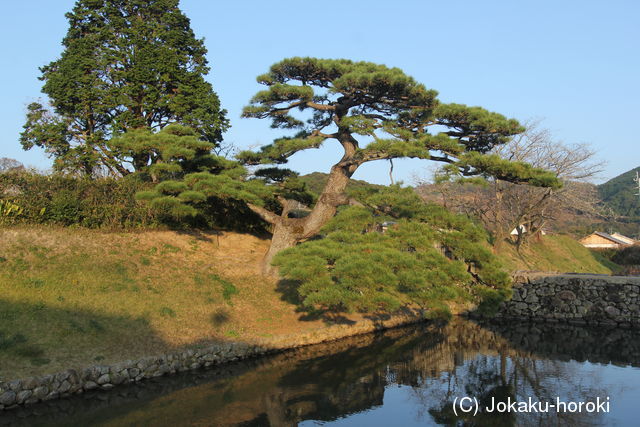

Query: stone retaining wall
<box><xmin>494</xmin><ymin>273</ymin><xmax>640</xmax><ymax>326</ymax></box>
<box><xmin>0</xmin><ymin>313</ymin><xmax>425</xmax><ymax>411</ymax></box>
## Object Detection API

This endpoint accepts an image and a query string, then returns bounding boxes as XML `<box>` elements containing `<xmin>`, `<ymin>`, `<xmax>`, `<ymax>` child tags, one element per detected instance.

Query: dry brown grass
<box><xmin>0</xmin><ymin>226</ymin><xmax>330</xmax><ymax>379</ymax></box>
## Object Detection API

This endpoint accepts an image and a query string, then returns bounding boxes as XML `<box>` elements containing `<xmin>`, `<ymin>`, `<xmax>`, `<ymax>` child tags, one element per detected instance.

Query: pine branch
<box><xmin>247</xmin><ymin>203</ymin><xmax>282</xmax><ymax>225</ymax></box>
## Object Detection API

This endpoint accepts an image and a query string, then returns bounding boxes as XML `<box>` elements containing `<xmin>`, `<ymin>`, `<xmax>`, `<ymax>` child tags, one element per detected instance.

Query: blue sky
<box><xmin>1</xmin><ymin>0</ymin><xmax>638</xmax><ymax>184</ymax></box>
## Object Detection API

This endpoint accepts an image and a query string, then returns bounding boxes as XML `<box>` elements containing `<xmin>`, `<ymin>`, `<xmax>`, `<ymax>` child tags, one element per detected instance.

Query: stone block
<box><xmin>97</xmin><ymin>374</ymin><xmax>111</xmax><ymax>385</ymax></box>
<box><xmin>58</xmin><ymin>380</ymin><xmax>71</xmax><ymax>393</ymax></box>
<box><xmin>556</xmin><ymin>290</ymin><xmax>576</xmax><ymax>301</ymax></box>
<box><xmin>32</xmin><ymin>386</ymin><xmax>49</xmax><ymax>399</ymax></box>
<box><xmin>0</xmin><ymin>391</ymin><xmax>17</xmax><ymax>406</ymax></box>
<box><xmin>16</xmin><ymin>390</ymin><xmax>32</xmax><ymax>404</ymax></box>
<box><xmin>83</xmin><ymin>381</ymin><xmax>98</xmax><ymax>391</ymax></box>
<box><xmin>605</xmin><ymin>306</ymin><xmax>621</xmax><ymax>317</ymax></box>
<box><xmin>22</xmin><ymin>377</ymin><xmax>39</xmax><ymax>390</ymax></box>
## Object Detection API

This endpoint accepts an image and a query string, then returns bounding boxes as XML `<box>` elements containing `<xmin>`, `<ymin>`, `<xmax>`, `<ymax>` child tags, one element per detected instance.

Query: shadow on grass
<box><xmin>0</xmin><ymin>299</ymin><xmax>167</xmax><ymax>377</ymax></box>
<box><xmin>210</xmin><ymin>308</ymin><xmax>231</xmax><ymax>327</ymax></box>
<box><xmin>174</xmin><ymin>228</ymin><xmax>218</xmax><ymax>243</ymax></box>
<box><xmin>275</xmin><ymin>279</ymin><xmax>304</xmax><ymax>307</ymax></box>
<box><xmin>274</xmin><ymin>279</ymin><xmax>345</xmax><ymax>323</ymax></box>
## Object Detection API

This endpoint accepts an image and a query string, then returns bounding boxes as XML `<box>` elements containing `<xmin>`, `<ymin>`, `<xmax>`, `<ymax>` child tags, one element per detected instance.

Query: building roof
<box><xmin>611</xmin><ymin>232</ymin><xmax>636</xmax><ymax>244</ymax></box>
<box><xmin>592</xmin><ymin>231</ymin><xmax>631</xmax><ymax>245</ymax></box>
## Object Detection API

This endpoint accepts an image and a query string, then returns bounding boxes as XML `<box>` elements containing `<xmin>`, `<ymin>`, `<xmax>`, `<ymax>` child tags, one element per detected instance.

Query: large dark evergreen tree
<box><xmin>21</xmin><ymin>0</ymin><xmax>228</xmax><ymax>176</ymax></box>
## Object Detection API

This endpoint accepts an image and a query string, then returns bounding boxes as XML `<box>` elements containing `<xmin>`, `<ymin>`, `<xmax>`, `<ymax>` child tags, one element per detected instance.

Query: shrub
<box><xmin>0</xmin><ymin>200</ymin><xmax>25</xmax><ymax>225</ymax></box>
<box><xmin>0</xmin><ymin>172</ymin><xmax>159</xmax><ymax>228</ymax></box>
<box><xmin>0</xmin><ymin>171</ymin><xmax>268</xmax><ymax>232</ymax></box>
<box><xmin>612</xmin><ymin>245</ymin><xmax>640</xmax><ymax>265</ymax></box>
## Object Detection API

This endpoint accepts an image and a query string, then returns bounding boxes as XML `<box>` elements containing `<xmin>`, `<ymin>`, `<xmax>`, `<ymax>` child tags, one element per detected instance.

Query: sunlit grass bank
<box><xmin>0</xmin><ymin>227</ymin><xmax>320</xmax><ymax>379</ymax></box>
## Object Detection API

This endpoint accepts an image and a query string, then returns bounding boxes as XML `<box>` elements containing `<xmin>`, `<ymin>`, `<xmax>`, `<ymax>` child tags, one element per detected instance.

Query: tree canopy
<box><xmin>140</xmin><ymin>57</ymin><xmax>560</xmax><ymax>274</ymax></box>
<box><xmin>237</xmin><ymin>57</ymin><xmax>558</xmax><ymax>186</ymax></box>
<box><xmin>0</xmin><ymin>158</ymin><xmax>25</xmax><ymax>174</ymax></box>
<box><xmin>21</xmin><ymin>0</ymin><xmax>228</xmax><ymax>176</ymax></box>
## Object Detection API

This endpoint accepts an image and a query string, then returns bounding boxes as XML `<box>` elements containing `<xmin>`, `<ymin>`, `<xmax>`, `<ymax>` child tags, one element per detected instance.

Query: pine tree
<box><xmin>21</xmin><ymin>0</ymin><xmax>228</xmax><ymax>176</ymax></box>
<box><xmin>238</xmin><ymin>58</ymin><xmax>559</xmax><ymax>273</ymax></box>
<box><xmin>140</xmin><ymin>57</ymin><xmax>560</xmax><ymax>274</ymax></box>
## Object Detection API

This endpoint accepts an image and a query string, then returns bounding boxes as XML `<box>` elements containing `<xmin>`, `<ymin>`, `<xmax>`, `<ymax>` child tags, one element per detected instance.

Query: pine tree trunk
<box><xmin>252</xmin><ymin>162</ymin><xmax>357</xmax><ymax>276</ymax></box>
<box><xmin>299</xmin><ymin>163</ymin><xmax>352</xmax><ymax>237</ymax></box>
<box><xmin>261</xmin><ymin>223</ymin><xmax>301</xmax><ymax>276</ymax></box>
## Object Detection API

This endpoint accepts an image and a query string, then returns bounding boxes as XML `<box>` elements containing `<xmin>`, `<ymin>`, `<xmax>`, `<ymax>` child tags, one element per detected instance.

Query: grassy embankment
<box><xmin>0</xmin><ymin>227</ymin><xmax>616</xmax><ymax>380</ymax></box>
<box><xmin>0</xmin><ymin>227</ymin><xmax>338</xmax><ymax>380</ymax></box>
<box><xmin>495</xmin><ymin>234</ymin><xmax>618</xmax><ymax>274</ymax></box>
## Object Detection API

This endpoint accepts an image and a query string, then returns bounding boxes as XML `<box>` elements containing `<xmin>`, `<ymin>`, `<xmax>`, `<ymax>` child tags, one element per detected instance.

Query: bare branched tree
<box><xmin>425</xmin><ymin>120</ymin><xmax>606</xmax><ymax>247</ymax></box>
<box><xmin>212</xmin><ymin>140</ymin><xmax>238</xmax><ymax>159</ymax></box>
<box><xmin>0</xmin><ymin>158</ymin><xmax>25</xmax><ymax>174</ymax></box>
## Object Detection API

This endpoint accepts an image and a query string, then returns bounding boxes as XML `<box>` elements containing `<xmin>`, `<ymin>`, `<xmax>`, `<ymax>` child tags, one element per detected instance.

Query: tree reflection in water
<box><xmin>3</xmin><ymin>319</ymin><xmax>638</xmax><ymax>427</ymax></box>
<box><xmin>408</xmin><ymin>320</ymin><xmax>614</xmax><ymax>426</ymax></box>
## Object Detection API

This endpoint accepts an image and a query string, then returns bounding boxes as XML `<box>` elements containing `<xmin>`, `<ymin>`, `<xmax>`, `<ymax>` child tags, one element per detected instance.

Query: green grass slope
<box><xmin>496</xmin><ymin>235</ymin><xmax>618</xmax><ymax>274</ymax></box>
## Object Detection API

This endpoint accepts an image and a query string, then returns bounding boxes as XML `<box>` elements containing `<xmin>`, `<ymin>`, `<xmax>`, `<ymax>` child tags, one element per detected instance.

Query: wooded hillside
<box><xmin>598</xmin><ymin>166</ymin><xmax>640</xmax><ymax>218</ymax></box>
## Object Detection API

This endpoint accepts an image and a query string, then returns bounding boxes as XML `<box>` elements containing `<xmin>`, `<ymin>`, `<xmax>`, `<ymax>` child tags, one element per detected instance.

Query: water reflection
<box><xmin>2</xmin><ymin>319</ymin><xmax>639</xmax><ymax>426</ymax></box>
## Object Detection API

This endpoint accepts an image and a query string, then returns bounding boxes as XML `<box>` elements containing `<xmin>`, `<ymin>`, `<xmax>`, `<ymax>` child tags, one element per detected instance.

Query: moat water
<box><xmin>3</xmin><ymin>318</ymin><xmax>640</xmax><ymax>426</ymax></box>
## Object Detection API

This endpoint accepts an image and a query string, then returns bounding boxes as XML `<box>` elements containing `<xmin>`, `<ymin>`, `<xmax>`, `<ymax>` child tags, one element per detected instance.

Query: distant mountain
<box><xmin>598</xmin><ymin>166</ymin><xmax>640</xmax><ymax>218</ymax></box>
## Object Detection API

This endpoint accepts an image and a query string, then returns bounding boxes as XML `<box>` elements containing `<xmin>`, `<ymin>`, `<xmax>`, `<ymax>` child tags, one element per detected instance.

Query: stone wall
<box><xmin>494</xmin><ymin>273</ymin><xmax>640</xmax><ymax>326</ymax></box>
<box><xmin>0</xmin><ymin>312</ymin><xmax>425</xmax><ymax>411</ymax></box>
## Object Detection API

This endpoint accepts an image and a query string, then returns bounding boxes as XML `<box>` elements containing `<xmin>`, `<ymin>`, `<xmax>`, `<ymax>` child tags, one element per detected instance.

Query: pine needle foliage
<box><xmin>135</xmin><ymin>127</ymin><xmax>314</xmax><ymax>222</ymax></box>
<box><xmin>146</xmin><ymin>57</ymin><xmax>560</xmax><ymax>276</ymax></box>
<box><xmin>110</xmin><ymin>124</ymin><xmax>234</xmax><ymax>180</ymax></box>
<box><xmin>272</xmin><ymin>186</ymin><xmax>511</xmax><ymax>315</ymax></box>
<box><xmin>238</xmin><ymin>57</ymin><xmax>560</xmax><ymax>189</ymax></box>
<box><xmin>231</xmin><ymin>57</ymin><xmax>562</xmax><ymax>274</ymax></box>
